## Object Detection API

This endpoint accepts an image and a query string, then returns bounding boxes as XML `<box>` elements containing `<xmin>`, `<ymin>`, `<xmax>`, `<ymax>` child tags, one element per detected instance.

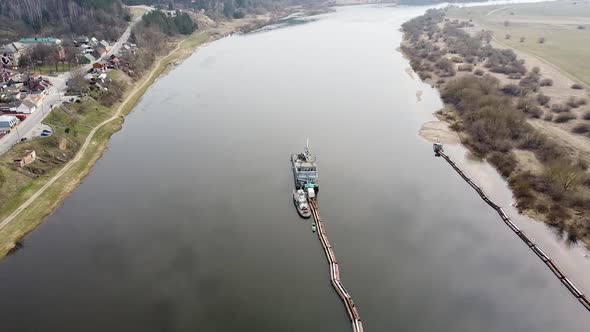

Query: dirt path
<box><xmin>486</xmin><ymin>6</ymin><xmax>514</xmax><ymax>16</ymax></box>
<box><xmin>0</xmin><ymin>39</ymin><xmax>187</xmax><ymax>231</ymax></box>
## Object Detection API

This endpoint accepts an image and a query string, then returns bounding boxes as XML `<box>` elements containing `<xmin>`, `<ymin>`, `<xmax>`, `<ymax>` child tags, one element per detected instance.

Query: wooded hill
<box><xmin>0</xmin><ymin>0</ymin><xmax>130</xmax><ymax>44</ymax></box>
<box><xmin>122</xmin><ymin>0</ymin><xmax>319</xmax><ymax>19</ymax></box>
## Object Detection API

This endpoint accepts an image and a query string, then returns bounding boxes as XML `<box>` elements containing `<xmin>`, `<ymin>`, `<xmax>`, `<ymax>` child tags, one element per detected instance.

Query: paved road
<box><xmin>0</xmin><ymin>6</ymin><xmax>151</xmax><ymax>156</ymax></box>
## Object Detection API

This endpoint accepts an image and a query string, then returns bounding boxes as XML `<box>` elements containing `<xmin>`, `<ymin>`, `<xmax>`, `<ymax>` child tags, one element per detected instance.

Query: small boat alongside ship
<box><xmin>291</xmin><ymin>139</ymin><xmax>319</xmax><ymax>219</ymax></box>
<box><xmin>293</xmin><ymin>189</ymin><xmax>311</xmax><ymax>218</ymax></box>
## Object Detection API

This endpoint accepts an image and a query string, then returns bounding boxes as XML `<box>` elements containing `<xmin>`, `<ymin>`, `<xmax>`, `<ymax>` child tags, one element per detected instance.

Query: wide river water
<box><xmin>1</xmin><ymin>3</ymin><xmax>590</xmax><ymax>332</ymax></box>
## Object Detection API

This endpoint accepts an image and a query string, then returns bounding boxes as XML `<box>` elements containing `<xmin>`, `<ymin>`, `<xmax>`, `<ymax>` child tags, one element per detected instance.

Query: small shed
<box><xmin>13</xmin><ymin>150</ymin><xmax>36</xmax><ymax>168</ymax></box>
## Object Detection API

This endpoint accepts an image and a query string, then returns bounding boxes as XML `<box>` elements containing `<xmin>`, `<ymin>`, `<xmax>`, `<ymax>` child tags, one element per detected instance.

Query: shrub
<box><xmin>441</xmin><ymin>75</ymin><xmax>529</xmax><ymax>154</ymax></box>
<box><xmin>537</xmin><ymin>93</ymin><xmax>551</xmax><ymax>106</ymax></box>
<box><xmin>465</xmin><ymin>56</ymin><xmax>476</xmax><ymax>63</ymax></box>
<box><xmin>572</xmin><ymin>123</ymin><xmax>590</xmax><ymax>134</ymax></box>
<box><xmin>505</xmin><ymin>34</ymin><xmax>511</xmax><ymax>40</ymax></box>
<box><xmin>509</xmin><ymin>172</ymin><xmax>536</xmax><ymax>209</ymax></box>
<box><xmin>571</xmin><ymin>83</ymin><xmax>584</xmax><ymax>89</ymax></box>
<box><xmin>538</xmin><ymin>37</ymin><xmax>546</xmax><ymax>44</ymax></box>
<box><xmin>551</xmin><ymin>103</ymin><xmax>571</xmax><ymax>113</ymax></box>
<box><xmin>554</xmin><ymin>113</ymin><xmax>576</xmax><ymax>123</ymax></box>
<box><xmin>502</xmin><ymin>83</ymin><xmax>522</xmax><ymax>96</ymax></box>
<box><xmin>451</xmin><ymin>56</ymin><xmax>463</xmax><ymax>63</ymax></box>
<box><xmin>567</xmin><ymin>96</ymin><xmax>584</xmax><ymax>108</ymax></box>
<box><xmin>474</xmin><ymin>69</ymin><xmax>484</xmax><ymax>76</ymax></box>
<box><xmin>531</xmin><ymin>66</ymin><xmax>541</xmax><ymax>74</ymax></box>
<box><xmin>489</xmin><ymin>151</ymin><xmax>517</xmax><ymax>177</ymax></box>
<box><xmin>539</xmin><ymin>78</ymin><xmax>553</xmax><ymax>86</ymax></box>
<box><xmin>525</xmin><ymin>105</ymin><xmax>543</xmax><ymax>118</ymax></box>
<box><xmin>458</xmin><ymin>64</ymin><xmax>473</xmax><ymax>72</ymax></box>
<box><xmin>436</xmin><ymin>58</ymin><xmax>456</xmax><ymax>77</ymax></box>
<box><xmin>547</xmin><ymin>204</ymin><xmax>570</xmax><ymax>224</ymax></box>
<box><xmin>583</xmin><ymin>111</ymin><xmax>590</xmax><ymax>120</ymax></box>
<box><xmin>578</xmin><ymin>98</ymin><xmax>588</xmax><ymax>106</ymax></box>
<box><xmin>544</xmin><ymin>113</ymin><xmax>554</xmax><ymax>121</ymax></box>
<box><xmin>519</xmin><ymin>74</ymin><xmax>540</xmax><ymax>92</ymax></box>
<box><xmin>520</xmin><ymin>36</ymin><xmax>525</xmax><ymax>42</ymax></box>
<box><xmin>418</xmin><ymin>71</ymin><xmax>432</xmax><ymax>80</ymax></box>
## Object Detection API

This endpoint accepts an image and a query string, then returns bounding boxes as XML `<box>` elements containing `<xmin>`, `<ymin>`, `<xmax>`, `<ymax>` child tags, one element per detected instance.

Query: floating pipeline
<box><xmin>437</xmin><ymin>151</ymin><xmax>590</xmax><ymax>313</ymax></box>
<box><xmin>309</xmin><ymin>199</ymin><xmax>364</xmax><ymax>332</ymax></box>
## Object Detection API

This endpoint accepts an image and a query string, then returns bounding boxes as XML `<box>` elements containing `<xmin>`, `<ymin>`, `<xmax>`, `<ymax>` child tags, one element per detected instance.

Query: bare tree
<box><xmin>545</xmin><ymin>161</ymin><xmax>586</xmax><ymax>192</ymax></box>
<box><xmin>67</xmin><ymin>69</ymin><xmax>88</xmax><ymax>95</ymax></box>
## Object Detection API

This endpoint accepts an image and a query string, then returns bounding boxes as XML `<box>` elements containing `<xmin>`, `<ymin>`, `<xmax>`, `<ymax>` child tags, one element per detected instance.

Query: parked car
<box><xmin>40</xmin><ymin>132</ymin><xmax>50</xmax><ymax>137</ymax></box>
<box><xmin>63</xmin><ymin>100</ymin><xmax>72</xmax><ymax>105</ymax></box>
<box><xmin>20</xmin><ymin>137</ymin><xmax>27</xmax><ymax>142</ymax></box>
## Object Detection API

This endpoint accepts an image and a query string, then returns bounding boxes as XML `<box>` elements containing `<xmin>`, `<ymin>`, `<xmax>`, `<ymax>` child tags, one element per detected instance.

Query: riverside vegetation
<box><xmin>402</xmin><ymin>8</ymin><xmax>590</xmax><ymax>246</ymax></box>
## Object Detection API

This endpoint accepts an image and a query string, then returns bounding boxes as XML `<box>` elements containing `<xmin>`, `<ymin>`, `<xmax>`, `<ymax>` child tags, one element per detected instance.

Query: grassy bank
<box><xmin>0</xmin><ymin>15</ymin><xmax>272</xmax><ymax>258</ymax></box>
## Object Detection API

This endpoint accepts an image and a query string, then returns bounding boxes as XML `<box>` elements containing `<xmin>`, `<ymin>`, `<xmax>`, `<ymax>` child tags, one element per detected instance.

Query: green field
<box><xmin>448</xmin><ymin>0</ymin><xmax>590</xmax><ymax>87</ymax></box>
<box><xmin>0</xmin><ymin>99</ymin><xmax>114</xmax><ymax>200</ymax></box>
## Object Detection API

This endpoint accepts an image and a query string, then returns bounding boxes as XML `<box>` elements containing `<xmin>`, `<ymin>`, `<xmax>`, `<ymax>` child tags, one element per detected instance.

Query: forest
<box><xmin>141</xmin><ymin>10</ymin><xmax>197</xmax><ymax>35</ymax></box>
<box><xmin>122</xmin><ymin>0</ymin><xmax>320</xmax><ymax>19</ymax></box>
<box><xmin>0</xmin><ymin>0</ymin><xmax>130</xmax><ymax>43</ymax></box>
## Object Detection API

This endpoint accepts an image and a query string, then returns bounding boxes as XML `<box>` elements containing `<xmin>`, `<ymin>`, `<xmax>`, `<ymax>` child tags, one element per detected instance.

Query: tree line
<box><xmin>122</xmin><ymin>0</ymin><xmax>320</xmax><ymax>20</ymax></box>
<box><xmin>0</xmin><ymin>0</ymin><xmax>130</xmax><ymax>43</ymax></box>
<box><xmin>141</xmin><ymin>10</ymin><xmax>197</xmax><ymax>35</ymax></box>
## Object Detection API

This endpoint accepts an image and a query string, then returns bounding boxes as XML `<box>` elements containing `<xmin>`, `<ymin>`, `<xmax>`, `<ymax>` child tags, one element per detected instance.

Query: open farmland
<box><xmin>448</xmin><ymin>0</ymin><xmax>590</xmax><ymax>88</ymax></box>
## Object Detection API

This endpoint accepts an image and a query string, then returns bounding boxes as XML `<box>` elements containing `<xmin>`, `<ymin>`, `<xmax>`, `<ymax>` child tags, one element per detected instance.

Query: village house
<box><xmin>80</xmin><ymin>44</ymin><xmax>94</xmax><ymax>55</ymax></box>
<box><xmin>107</xmin><ymin>54</ymin><xmax>120</xmax><ymax>68</ymax></box>
<box><xmin>74</xmin><ymin>36</ymin><xmax>90</xmax><ymax>46</ymax></box>
<box><xmin>16</xmin><ymin>98</ymin><xmax>37</xmax><ymax>114</ymax></box>
<box><xmin>78</xmin><ymin>54</ymin><xmax>96</xmax><ymax>65</ymax></box>
<box><xmin>13</xmin><ymin>150</ymin><xmax>36</xmax><ymax>168</ymax></box>
<box><xmin>92</xmin><ymin>61</ymin><xmax>108</xmax><ymax>72</ymax></box>
<box><xmin>27</xmin><ymin>74</ymin><xmax>52</xmax><ymax>93</ymax></box>
<box><xmin>0</xmin><ymin>101</ymin><xmax>21</xmax><ymax>113</ymax></box>
<box><xmin>99</xmin><ymin>40</ymin><xmax>110</xmax><ymax>51</ymax></box>
<box><xmin>89</xmin><ymin>37</ymin><xmax>100</xmax><ymax>48</ymax></box>
<box><xmin>94</xmin><ymin>46</ymin><xmax>107</xmax><ymax>58</ymax></box>
<box><xmin>0</xmin><ymin>42</ymin><xmax>29</xmax><ymax>68</ymax></box>
<box><xmin>0</xmin><ymin>114</ymin><xmax>18</xmax><ymax>132</ymax></box>
<box><xmin>17</xmin><ymin>94</ymin><xmax>43</xmax><ymax>114</ymax></box>
<box><xmin>1</xmin><ymin>68</ymin><xmax>16</xmax><ymax>84</ymax></box>
<box><xmin>0</xmin><ymin>85</ymin><xmax>22</xmax><ymax>102</ymax></box>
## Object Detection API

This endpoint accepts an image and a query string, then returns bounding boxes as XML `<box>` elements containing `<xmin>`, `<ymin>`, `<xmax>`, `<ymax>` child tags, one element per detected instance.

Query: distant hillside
<box><xmin>398</xmin><ymin>0</ymin><xmax>488</xmax><ymax>4</ymax></box>
<box><xmin>0</xmin><ymin>0</ymin><xmax>130</xmax><ymax>44</ymax></box>
<box><xmin>122</xmin><ymin>0</ymin><xmax>321</xmax><ymax>19</ymax></box>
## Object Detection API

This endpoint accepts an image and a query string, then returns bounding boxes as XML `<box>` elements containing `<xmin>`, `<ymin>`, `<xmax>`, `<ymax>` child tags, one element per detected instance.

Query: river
<box><xmin>1</xmin><ymin>3</ymin><xmax>589</xmax><ymax>332</ymax></box>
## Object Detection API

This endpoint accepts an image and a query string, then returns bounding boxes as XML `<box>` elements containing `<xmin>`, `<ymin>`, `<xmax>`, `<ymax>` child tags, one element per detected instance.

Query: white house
<box><xmin>16</xmin><ymin>95</ymin><xmax>41</xmax><ymax>114</ymax></box>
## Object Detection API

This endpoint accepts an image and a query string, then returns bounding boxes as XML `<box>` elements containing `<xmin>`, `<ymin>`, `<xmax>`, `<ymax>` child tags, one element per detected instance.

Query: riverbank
<box><xmin>0</xmin><ymin>13</ymin><xmax>288</xmax><ymax>258</ymax></box>
<box><xmin>402</xmin><ymin>7</ymin><xmax>590</xmax><ymax>246</ymax></box>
